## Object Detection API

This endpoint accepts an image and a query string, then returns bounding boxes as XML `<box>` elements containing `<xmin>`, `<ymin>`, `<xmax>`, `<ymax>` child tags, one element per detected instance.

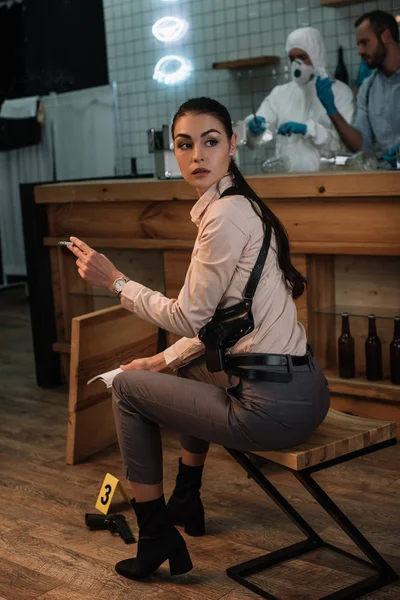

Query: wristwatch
<box><xmin>113</xmin><ymin>275</ymin><xmax>130</xmax><ymax>296</ymax></box>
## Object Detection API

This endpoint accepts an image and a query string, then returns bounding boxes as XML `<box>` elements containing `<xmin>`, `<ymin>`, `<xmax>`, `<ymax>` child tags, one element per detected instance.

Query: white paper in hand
<box><xmin>87</xmin><ymin>367</ymin><xmax>123</xmax><ymax>389</ymax></box>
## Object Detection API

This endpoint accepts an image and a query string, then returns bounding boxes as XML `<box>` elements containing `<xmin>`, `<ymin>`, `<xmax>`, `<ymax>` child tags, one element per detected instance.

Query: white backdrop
<box><xmin>0</xmin><ymin>85</ymin><xmax>117</xmax><ymax>280</ymax></box>
<box><xmin>52</xmin><ymin>85</ymin><xmax>116</xmax><ymax>181</ymax></box>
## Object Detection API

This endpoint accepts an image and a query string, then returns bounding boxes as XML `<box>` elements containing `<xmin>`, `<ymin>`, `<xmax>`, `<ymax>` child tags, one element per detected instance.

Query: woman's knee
<box><xmin>112</xmin><ymin>371</ymin><xmax>128</xmax><ymax>397</ymax></box>
<box><xmin>112</xmin><ymin>369</ymin><xmax>159</xmax><ymax>411</ymax></box>
<box><xmin>112</xmin><ymin>370</ymin><xmax>142</xmax><ymax>409</ymax></box>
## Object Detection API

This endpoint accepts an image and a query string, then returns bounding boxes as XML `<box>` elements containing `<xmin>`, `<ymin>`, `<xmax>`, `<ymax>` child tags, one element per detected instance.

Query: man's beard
<box><xmin>363</xmin><ymin>38</ymin><xmax>387</xmax><ymax>69</ymax></box>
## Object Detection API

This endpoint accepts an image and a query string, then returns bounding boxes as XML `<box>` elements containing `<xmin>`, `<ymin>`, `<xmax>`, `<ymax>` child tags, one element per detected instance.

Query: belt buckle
<box><xmin>271</xmin><ymin>355</ymin><xmax>293</xmax><ymax>383</ymax></box>
<box><xmin>279</xmin><ymin>355</ymin><xmax>293</xmax><ymax>376</ymax></box>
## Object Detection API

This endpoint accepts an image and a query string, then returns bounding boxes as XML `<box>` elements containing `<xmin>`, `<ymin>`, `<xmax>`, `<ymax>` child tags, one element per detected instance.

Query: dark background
<box><xmin>0</xmin><ymin>0</ymin><xmax>108</xmax><ymax>104</ymax></box>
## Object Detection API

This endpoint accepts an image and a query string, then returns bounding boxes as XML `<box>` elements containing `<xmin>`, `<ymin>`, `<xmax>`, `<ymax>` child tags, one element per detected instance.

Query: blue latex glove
<box><xmin>248</xmin><ymin>116</ymin><xmax>267</xmax><ymax>137</ymax></box>
<box><xmin>277</xmin><ymin>122</ymin><xmax>307</xmax><ymax>136</ymax></box>
<box><xmin>316</xmin><ymin>75</ymin><xmax>337</xmax><ymax>116</ymax></box>
<box><xmin>382</xmin><ymin>142</ymin><xmax>400</xmax><ymax>168</ymax></box>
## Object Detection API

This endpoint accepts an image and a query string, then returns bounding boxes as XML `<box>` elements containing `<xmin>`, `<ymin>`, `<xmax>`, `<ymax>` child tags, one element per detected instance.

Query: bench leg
<box><xmin>225</xmin><ymin>448</ymin><xmax>399</xmax><ymax>600</ymax></box>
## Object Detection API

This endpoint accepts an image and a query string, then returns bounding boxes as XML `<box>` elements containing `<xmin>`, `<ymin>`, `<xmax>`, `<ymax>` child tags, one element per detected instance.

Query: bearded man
<box><xmin>316</xmin><ymin>10</ymin><xmax>400</xmax><ymax>169</ymax></box>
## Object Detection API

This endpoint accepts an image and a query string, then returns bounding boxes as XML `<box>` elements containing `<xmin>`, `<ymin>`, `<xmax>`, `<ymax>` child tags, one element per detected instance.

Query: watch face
<box><xmin>114</xmin><ymin>279</ymin><xmax>124</xmax><ymax>293</ymax></box>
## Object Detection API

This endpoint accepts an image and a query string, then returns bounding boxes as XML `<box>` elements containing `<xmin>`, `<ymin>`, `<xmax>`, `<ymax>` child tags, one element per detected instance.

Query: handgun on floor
<box><xmin>85</xmin><ymin>513</ymin><xmax>135</xmax><ymax>544</ymax></box>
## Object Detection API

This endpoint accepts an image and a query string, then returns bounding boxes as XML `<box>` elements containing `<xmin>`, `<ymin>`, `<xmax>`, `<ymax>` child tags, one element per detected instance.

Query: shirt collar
<box><xmin>190</xmin><ymin>173</ymin><xmax>233</xmax><ymax>227</ymax></box>
<box><xmin>377</xmin><ymin>66</ymin><xmax>400</xmax><ymax>81</ymax></box>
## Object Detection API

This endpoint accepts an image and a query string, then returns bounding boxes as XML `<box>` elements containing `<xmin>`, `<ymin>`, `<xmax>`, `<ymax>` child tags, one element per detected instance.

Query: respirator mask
<box><xmin>291</xmin><ymin>58</ymin><xmax>315</xmax><ymax>85</ymax></box>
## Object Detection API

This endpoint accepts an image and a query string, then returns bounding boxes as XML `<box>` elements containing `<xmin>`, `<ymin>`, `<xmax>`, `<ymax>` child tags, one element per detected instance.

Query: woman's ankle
<box><xmin>130</xmin><ymin>481</ymin><xmax>163</xmax><ymax>503</ymax></box>
<box><xmin>181</xmin><ymin>450</ymin><xmax>207</xmax><ymax>467</ymax></box>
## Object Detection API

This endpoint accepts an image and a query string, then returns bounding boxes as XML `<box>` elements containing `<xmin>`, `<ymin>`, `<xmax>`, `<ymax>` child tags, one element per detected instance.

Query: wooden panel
<box><xmin>321</xmin><ymin>0</ymin><xmax>362</xmax><ymax>6</ymax></box>
<box><xmin>45</xmin><ymin>237</ymin><xmax>400</xmax><ymax>256</ymax></box>
<box><xmin>47</xmin><ymin>201</ymin><xmax>197</xmax><ymax>240</ymax></box>
<box><xmin>307</xmin><ymin>255</ymin><xmax>336</xmax><ymax>369</ymax></box>
<box><xmin>326</xmin><ymin>371</ymin><xmax>400</xmax><ymax>403</ymax></box>
<box><xmin>335</xmin><ymin>256</ymin><xmax>400</xmax><ymax>312</ymax></box>
<box><xmin>46</xmin><ymin>198</ymin><xmax>400</xmax><ymax>251</ymax></box>
<box><xmin>49</xmin><ymin>247</ymin><xmax>66</xmax><ymax>344</ymax></box>
<box><xmin>35</xmin><ymin>177</ymin><xmax>197</xmax><ymax>204</ymax></box>
<box><xmin>251</xmin><ymin>171</ymin><xmax>400</xmax><ymax>198</ymax></box>
<box><xmin>35</xmin><ymin>171</ymin><xmax>400</xmax><ymax>204</ymax></box>
<box><xmin>270</xmin><ymin>199</ymin><xmax>400</xmax><ymax>246</ymax></box>
<box><xmin>44</xmin><ymin>236</ymin><xmax>194</xmax><ymax>250</ymax></box>
<box><xmin>331</xmin><ymin>395</ymin><xmax>400</xmax><ymax>432</ymax></box>
<box><xmin>252</xmin><ymin>409</ymin><xmax>397</xmax><ymax>471</ymax></box>
<box><xmin>290</xmin><ymin>241</ymin><xmax>400</xmax><ymax>256</ymax></box>
<box><xmin>213</xmin><ymin>56</ymin><xmax>280</xmax><ymax>69</ymax></box>
<box><xmin>53</xmin><ymin>342</ymin><xmax>71</xmax><ymax>354</ymax></box>
<box><xmin>67</xmin><ymin>305</ymin><xmax>158</xmax><ymax>464</ymax></box>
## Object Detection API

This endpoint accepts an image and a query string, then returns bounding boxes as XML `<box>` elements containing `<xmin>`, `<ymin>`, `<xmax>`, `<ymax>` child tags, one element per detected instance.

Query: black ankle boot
<box><xmin>167</xmin><ymin>458</ymin><xmax>205</xmax><ymax>537</ymax></box>
<box><xmin>115</xmin><ymin>495</ymin><xmax>193</xmax><ymax>580</ymax></box>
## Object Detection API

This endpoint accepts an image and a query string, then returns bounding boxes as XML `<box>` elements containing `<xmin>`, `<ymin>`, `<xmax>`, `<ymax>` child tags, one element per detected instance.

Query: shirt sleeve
<box><xmin>353</xmin><ymin>78</ymin><xmax>373</xmax><ymax>151</ymax></box>
<box><xmin>305</xmin><ymin>83</ymin><xmax>355</xmax><ymax>153</ymax></box>
<box><xmin>163</xmin><ymin>336</ymin><xmax>205</xmax><ymax>370</ymax></box>
<box><xmin>120</xmin><ymin>205</ymin><xmax>249</xmax><ymax>338</ymax></box>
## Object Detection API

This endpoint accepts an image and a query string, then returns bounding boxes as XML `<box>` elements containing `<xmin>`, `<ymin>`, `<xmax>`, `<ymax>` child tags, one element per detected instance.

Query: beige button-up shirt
<box><xmin>120</xmin><ymin>174</ymin><xmax>307</xmax><ymax>370</ymax></box>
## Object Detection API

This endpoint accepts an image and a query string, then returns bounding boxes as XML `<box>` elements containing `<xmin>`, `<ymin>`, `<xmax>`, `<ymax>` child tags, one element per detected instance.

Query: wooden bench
<box><xmin>225</xmin><ymin>409</ymin><xmax>398</xmax><ymax>600</ymax></box>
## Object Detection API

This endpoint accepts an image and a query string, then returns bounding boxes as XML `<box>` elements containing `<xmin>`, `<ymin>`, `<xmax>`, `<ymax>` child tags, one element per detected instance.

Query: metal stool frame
<box><xmin>225</xmin><ymin>438</ymin><xmax>398</xmax><ymax>600</ymax></box>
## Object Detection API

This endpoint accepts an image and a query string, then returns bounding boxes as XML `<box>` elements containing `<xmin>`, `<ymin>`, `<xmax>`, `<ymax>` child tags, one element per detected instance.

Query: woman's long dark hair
<box><xmin>171</xmin><ymin>97</ymin><xmax>306</xmax><ymax>299</ymax></box>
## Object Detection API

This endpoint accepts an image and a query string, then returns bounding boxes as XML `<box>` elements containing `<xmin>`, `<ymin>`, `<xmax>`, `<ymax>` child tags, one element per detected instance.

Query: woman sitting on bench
<box><xmin>68</xmin><ymin>97</ymin><xmax>330</xmax><ymax>582</ymax></box>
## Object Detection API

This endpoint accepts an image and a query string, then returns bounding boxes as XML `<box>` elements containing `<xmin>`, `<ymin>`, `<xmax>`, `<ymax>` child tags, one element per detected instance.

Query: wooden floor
<box><xmin>1</xmin><ymin>286</ymin><xmax>400</xmax><ymax>600</ymax></box>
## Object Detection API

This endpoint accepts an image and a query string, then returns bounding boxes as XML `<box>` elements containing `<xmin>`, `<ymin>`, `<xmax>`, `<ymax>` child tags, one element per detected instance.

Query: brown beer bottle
<box><xmin>338</xmin><ymin>312</ymin><xmax>355</xmax><ymax>378</ymax></box>
<box><xmin>390</xmin><ymin>316</ymin><xmax>400</xmax><ymax>385</ymax></box>
<box><xmin>365</xmin><ymin>314</ymin><xmax>383</xmax><ymax>381</ymax></box>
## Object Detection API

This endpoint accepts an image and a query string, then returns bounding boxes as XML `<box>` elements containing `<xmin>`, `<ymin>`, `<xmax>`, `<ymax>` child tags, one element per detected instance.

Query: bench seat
<box><xmin>251</xmin><ymin>408</ymin><xmax>397</xmax><ymax>471</ymax></box>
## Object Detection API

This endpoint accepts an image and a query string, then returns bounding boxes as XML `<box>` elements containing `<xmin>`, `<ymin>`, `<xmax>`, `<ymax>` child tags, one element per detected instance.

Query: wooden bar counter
<box><xmin>33</xmin><ymin>170</ymin><xmax>400</xmax><ymax>439</ymax></box>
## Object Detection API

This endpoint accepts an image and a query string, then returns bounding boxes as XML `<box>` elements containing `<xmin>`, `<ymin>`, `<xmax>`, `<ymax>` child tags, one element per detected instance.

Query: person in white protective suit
<box><xmin>245</xmin><ymin>27</ymin><xmax>355</xmax><ymax>172</ymax></box>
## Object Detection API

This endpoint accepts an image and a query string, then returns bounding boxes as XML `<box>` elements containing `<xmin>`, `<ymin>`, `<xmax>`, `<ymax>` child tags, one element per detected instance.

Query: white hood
<box><xmin>285</xmin><ymin>27</ymin><xmax>327</xmax><ymax>75</ymax></box>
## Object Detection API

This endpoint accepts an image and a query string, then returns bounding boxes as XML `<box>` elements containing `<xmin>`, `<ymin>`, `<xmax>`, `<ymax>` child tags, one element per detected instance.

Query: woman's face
<box><xmin>173</xmin><ymin>113</ymin><xmax>237</xmax><ymax>196</ymax></box>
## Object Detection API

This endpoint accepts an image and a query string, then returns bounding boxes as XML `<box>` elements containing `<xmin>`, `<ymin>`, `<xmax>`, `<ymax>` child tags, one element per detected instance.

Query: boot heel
<box><xmin>184</xmin><ymin>521</ymin><xmax>206</xmax><ymax>537</ymax></box>
<box><xmin>168</xmin><ymin>546</ymin><xmax>193</xmax><ymax>576</ymax></box>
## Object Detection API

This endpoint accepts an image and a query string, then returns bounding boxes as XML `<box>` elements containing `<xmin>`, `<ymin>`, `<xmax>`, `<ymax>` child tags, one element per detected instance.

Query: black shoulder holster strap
<box><xmin>219</xmin><ymin>187</ymin><xmax>271</xmax><ymax>301</ymax></box>
<box><xmin>198</xmin><ymin>186</ymin><xmax>272</xmax><ymax>372</ymax></box>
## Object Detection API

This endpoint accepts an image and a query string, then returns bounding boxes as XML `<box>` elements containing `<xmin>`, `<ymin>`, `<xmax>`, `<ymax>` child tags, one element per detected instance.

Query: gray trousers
<box><xmin>112</xmin><ymin>356</ymin><xmax>330</xmax><ymax>485</ymax></box>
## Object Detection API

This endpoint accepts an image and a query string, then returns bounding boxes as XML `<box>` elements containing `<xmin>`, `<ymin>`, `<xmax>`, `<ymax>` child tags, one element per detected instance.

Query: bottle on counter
<box><xmin>335</xmin><ymin>46</ymin><xmax>349</xmax><ymax>85</ymax></box>
<box><xmin>345</xmin><ymin>150</ymin><xmax>378</xmax><ymax>171</ymax></box>
<box><xmin>338</xmin><ymin>312</ymin><xmax>355</xmax><ymax>378</ymax></box>
<box><xmin>390</xmin><ymin>316</ymin><xmax>400</xmax><ymax>385</ymax></box>
<box><xmin>365</xmin><ymin>314</ymin><xmax>383</xmax><ymax>381</ymax></box>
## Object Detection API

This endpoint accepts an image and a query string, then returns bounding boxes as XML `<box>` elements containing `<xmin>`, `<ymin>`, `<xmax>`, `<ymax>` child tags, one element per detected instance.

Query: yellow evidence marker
<box><xmin>95</xmin><ymin>473</ymin><xmax>131</xmax><ymax>515</ymax></box>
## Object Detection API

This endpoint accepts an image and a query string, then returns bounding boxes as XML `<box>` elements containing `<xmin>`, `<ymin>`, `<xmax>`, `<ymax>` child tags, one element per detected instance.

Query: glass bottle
<box><xmin>338</xmin><ymin>312</ymin><xmax>355</xmax><ymax>378</ymax></box>
<box><xmin>335</xmin><ymin>46</ymin><xmax>349</xmax><ymax>85</ymax></box>
<box><xmin>365</xmin><ymin>314</ymin><xmax>383</xmax><ymax>381</ymax></box>
<box><xmin>390</xmin><ymin>316</ymin><xmax>400</xmax><ymax>385</ymax></box>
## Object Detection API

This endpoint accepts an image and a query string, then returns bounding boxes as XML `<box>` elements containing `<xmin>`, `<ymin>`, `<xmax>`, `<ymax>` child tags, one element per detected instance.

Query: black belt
<box><xmin>225</xmin><ymin>352</ymin><xmax>312</xmax><ymax>383</ymax></box>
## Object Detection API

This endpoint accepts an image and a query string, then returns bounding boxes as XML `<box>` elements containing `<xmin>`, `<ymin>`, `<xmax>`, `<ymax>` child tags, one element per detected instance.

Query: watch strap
<box><xmin>113</xmin><ymin>276</ymin><xmax>130</xmax><ymax>296</ymax></box>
